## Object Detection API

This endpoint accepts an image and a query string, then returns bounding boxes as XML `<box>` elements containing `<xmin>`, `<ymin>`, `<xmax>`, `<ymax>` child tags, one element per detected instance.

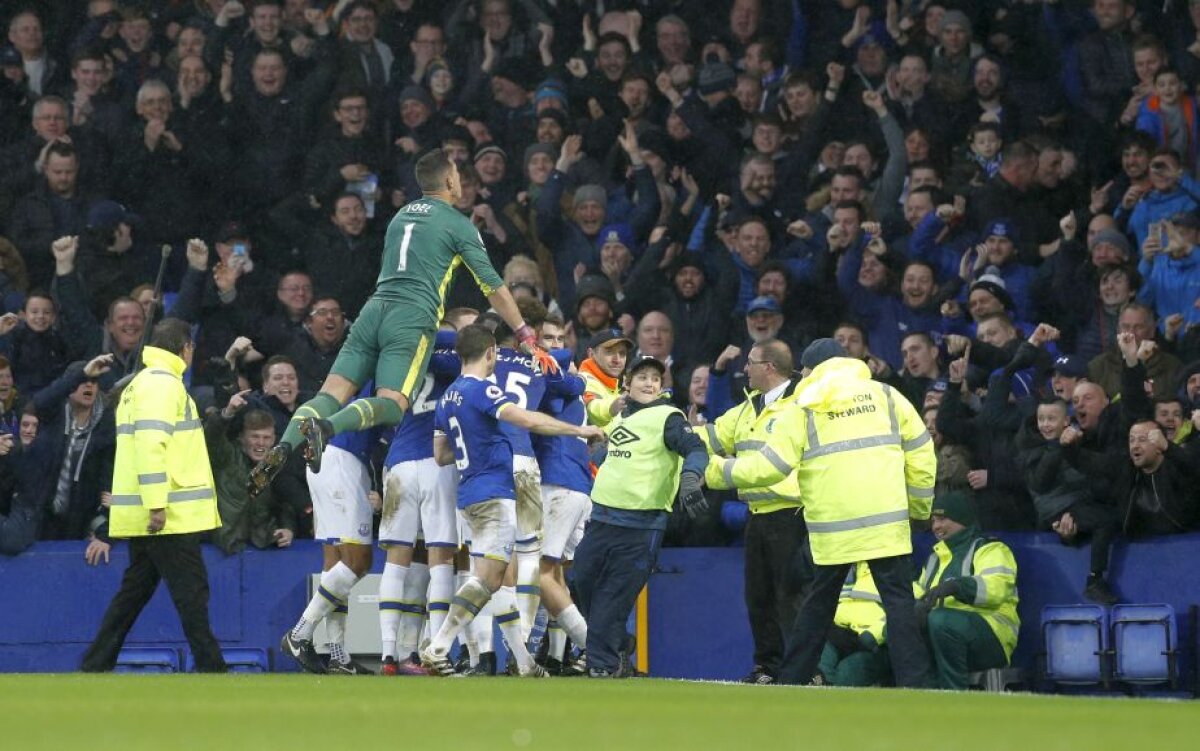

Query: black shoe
<box><xmin>299</xmin><ymin>418</ymin><xmax>333</xmax><ymax>473</ymax></box>
<box><xmin>560</xmin><ymin>651</ymin><xmax>587</xmax><ymax>677</ymax></box>
<box><xmin>504</xmin><ymin>653</ymin><xmax>518</xmax><ymax>676</ymax></box>
<box><xmin>543</xmin><ymin>657</ymin><xmax>563</xmax><ymax>676</ymax></box>
<box><xmin>741</xmin><ymin>666</ymin><xmax>775</xmax><ymax>685</ymax></box>
<box><xmin>248</xmin><ymin>444</ymin><xmax>292</xmax><ymax>497</ymax></box>
<box><xmin>1084</xmin><ymin>577</ymin><xmax>1119</xmax><ymax>606</ymax></box>
<box><xmin>616</xmin><ymin>633</ymin><xmax>637</xmax><ymax>677</ymax></box>
<box><xmin>281</xmin><ymin>631</ymin><xmax>325</xmax><ymax>674</ymax></box>
<box><xmin>327</xmin><ymin>658</ymin><xmax>374</xmax><ymax>675</ymax></box>
<box><xmin>461</xmin><ymin>651</ymin><xmax>497</xmax><ymax>677</ymax></box>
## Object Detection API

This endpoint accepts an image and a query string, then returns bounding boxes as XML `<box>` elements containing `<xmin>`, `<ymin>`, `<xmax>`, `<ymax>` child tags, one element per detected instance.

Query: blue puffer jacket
<box><xmin>1120</xmin><ymin>175</ymin><xmax>1200</xmax><ymax>248</ymax></box>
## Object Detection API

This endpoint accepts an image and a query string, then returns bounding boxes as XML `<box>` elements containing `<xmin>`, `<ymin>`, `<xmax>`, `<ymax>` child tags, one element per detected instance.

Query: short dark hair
<box><xmin>831</xmin><ymin>165</ymin><xmax>864</xmax><ymax>184</ymax></box>
<box><xmin>456</xmin><ymin>323</ymin><xmax>496</xmax><ymax>363</ymax></box>
<box><xmin>1003</xmin><ymin>140</ymin><xmax>1039</xmax><ymax>164</ymax></box>
<box><xmin>45</xmin><ymin>142</ymin><xmax>77</xmax><ymax>162</ymax></box>
<box><xmin>148</xmin><ymin>318</ymin><xmax>192</xmax><ymax>355</ymax></box>
<box><xmin>330</xmin><ymin>192</ymin><xmax>364</xmax><ymax>214</ymax></box>
<box><xmin>242</xmin><ymin>409</ymin><xmax>276</xmax><ymax>433</ymax></box>
<box><xmin>261</xmin><ymin>355</ymin><xmax>296</xmax><ymax>383</ymax></box>
<box><xmin>542</xmin><ymin>312</ymin><xmax>565</xmax><ymax>328</ymax></box>
<box><xmin>23</xmin><ymin>289</ymin><xmax>55</xmax><ymax>312</ymax></box>
<box><xmin>901</xmin><ymin>331</ymin><xmax>936</xmax><ymax>349</ymax></box>
<box><xmin>834</xmin><ymin>320</ymin><xmax>868</xmax><ymax>345</ymax></box>
<box><xmin>107</xmin><ymin>296</ymin><xmax>144</xmax><ymax>323</ymax></box>
<box><xmin>415</xmin><ymin>148</ymin><xmax>454</xmax><ymax>192</ymax></box>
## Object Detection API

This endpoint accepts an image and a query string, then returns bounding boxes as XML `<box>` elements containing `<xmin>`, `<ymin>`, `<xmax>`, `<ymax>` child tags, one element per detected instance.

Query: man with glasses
<box><xmin>336</xmin><ymin>1</ymin><xmax>394</xmax><ymax>95</ymax></box>
<box><xmin>282</xmin><ymin>296</ymin><xmax>348</xmax><ymax>393</ymax></box>
<box><xmin>697</xmin><ymin>339</ymin><xmax>806</xmax><ymax>684</ymax></box>
<box><xmin>706</xmin><ymin>338</ymin><xmax>936</xmax><ymax>687</ymax></box>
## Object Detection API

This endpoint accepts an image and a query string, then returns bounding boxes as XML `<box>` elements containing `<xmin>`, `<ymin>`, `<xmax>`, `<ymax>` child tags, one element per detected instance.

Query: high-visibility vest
<box><xmin>707</xmin><ymin>357</ymin><xmax>936</xmax><ymax>565</ymax></box>
<box><xmin>591</xmin><ymin>402</ymin><xmax>684</xmax><ymax>512</ymax></box>
<box><xmin>835</xmin><ymin>561</ymin><xmax>887</xmax><ymax>645</ymax></box>
<box><xmin>698</xmin><ymin>378</ymin><xmax>803</xmax><ymax>514</ymax></box>
<box><xmin>915</xmin><ymin>536</ymin><xmax>1021</xmax><ymax>660</ymax></box>
<box><xmin>108</xmin><ymin>347</ymin><xmax>221</xmax><ymax>538</ymax></box>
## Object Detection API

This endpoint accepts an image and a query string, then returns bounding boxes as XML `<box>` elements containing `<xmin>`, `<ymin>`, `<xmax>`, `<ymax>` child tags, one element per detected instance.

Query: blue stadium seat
<box><xmin>115</xmin><ymin>648</ymin><xmax>180</xmax><ymax>674</ymax></box>
<box><xmin>184</xmin><ymin>648</ymin><xmax>270</xmax><ymax>673</ymax></box>
<box><xmin>1041</xmin><ymin>605</ymin><xmax>1108</xmax><ymax>686</ymax></box>
<box><xmin>1111</xmin><ymin>604</ymin><xmax>1177</xmax><ymax>686</ymax></box>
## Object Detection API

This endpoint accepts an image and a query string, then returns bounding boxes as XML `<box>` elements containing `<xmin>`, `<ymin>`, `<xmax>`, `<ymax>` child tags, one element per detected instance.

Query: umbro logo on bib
<box><xmin>609</xmin><ymin>426</ymin><xmax>640</xmax><ymax>446</ymax></box>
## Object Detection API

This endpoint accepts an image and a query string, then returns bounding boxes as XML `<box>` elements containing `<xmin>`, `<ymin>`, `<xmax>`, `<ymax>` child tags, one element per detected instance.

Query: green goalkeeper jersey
<box><xmin>375</xmin><ymin>196</ymin><xmax>504</xmax><ymax>325</ymax></box>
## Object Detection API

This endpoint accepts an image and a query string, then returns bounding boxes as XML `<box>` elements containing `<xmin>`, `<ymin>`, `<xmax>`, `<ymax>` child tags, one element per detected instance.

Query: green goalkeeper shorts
<box><xmin>330</xmin><ymin>298</ymin><xmax>434</xmax><ymax>398</ymax></box>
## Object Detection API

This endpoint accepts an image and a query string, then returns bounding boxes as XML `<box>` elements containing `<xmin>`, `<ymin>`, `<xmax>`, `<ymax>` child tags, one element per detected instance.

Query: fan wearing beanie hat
<box><xmin>705</xmin><ymin>323</ymin><xmax>938</xmax><ymax>687</ymax></box>
<box><xmin>916</xmin><ymin>489</ymin><xmax>1020</xmax><ymax>689</ymax></box>
<box><xmin>978</xmin><ymin>218</ymin><xmax>1036</xmax><ymax>323</ymax></box>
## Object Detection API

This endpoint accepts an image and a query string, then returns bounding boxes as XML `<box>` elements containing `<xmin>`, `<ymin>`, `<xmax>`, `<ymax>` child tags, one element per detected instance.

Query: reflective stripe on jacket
<box><xmin>915</xmin><ymin>537</ymin><xmax>1020</xmax><ymax>659</ymax></box>
<box><xmin>835</xmin><ymin>561</ymin><xmax>887</xmax><ymax>645</ymax></box>
<box><xmin>706</xmin><ymin>357</ymin><xmax>936</xmax><ymax>565</ymax></box>
<box><xmin>108</xmin><ymin>346</ymin><xmax>221</xmax><ymax>537</ymax></box>
<box><xmin>698</xmin><ymin>379</ymin><xmax>803</xmax><ymax>514</ymax></box>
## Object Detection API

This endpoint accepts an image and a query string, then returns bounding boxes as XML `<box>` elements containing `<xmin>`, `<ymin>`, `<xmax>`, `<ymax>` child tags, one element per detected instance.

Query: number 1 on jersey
<box><xmin>397</xmin><ymin>222</ymin><xmax>415</xmax><ymax>271</ymax></box>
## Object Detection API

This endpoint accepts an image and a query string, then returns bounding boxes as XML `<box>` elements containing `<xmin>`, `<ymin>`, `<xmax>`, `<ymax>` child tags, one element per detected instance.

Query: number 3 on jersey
<box><xmin>396</xmin><ymin>222</ymin><xmax>415</xmax><ymax>271</ymax></box>
<box><xmin>447</xmin><ymin>415</ymin><xmax>469</xmax><ymax>471</ymax></box>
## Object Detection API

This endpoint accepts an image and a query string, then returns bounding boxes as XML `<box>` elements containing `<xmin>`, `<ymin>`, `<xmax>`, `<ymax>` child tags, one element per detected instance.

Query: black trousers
<box><xmin>778</xmin><ymin>552</ymin><xmax>932</xmax><ymax>688</ymax></box>
<box><xmin>572</xmin><ymin>520</ymin><xmax>663</xmax><ymax>674</ymax></box>
<box><xmin>81</xmin><ymin>532</ymin><xmax>226</xmax><ymax>673</ymax></box>
<box><xmin>743</xmin><ymin>509</ymin><xmax>809</xmax><ymax>675</ymax></box>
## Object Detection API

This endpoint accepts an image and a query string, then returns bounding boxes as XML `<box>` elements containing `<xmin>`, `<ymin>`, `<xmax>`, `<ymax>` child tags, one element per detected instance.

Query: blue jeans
<box><xmin>572</xmin><ymin>520</ymin><xmax>663</xmax><ymax>673</ymax></box>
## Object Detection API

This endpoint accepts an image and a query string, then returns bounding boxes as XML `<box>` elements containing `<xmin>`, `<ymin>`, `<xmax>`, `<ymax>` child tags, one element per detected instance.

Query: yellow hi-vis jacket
<box><xmin>915</xmin><ymin>536</ymin><xmax>1021</xmax><ymax>660</ymax></box>
<box><xmin>706</xmin><ymin>357</ymin><xmax>935</xmax><ymax>565</ymax></box>
<box><xmin>580</xmin><ymin>357</ymin><xmax>622</xmax><ymax>428</ymax></box>
<box><xmin>836</xmin><ymin>562</ymin><xmax>887</xmax><ymax>646</ymax></box>
<box><xmin>108</xmin><ymin>347</ymin><xmax>221</xmax><ymax>538</ymax></box>
<box><xmin>698</xmin><ymin>378</ymin><xmax>803</xmax><ymax>514</ymax></box>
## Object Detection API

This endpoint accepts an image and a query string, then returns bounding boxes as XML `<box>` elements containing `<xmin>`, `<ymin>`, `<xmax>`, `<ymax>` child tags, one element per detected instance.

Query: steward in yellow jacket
<box><xmin>697</xmin><ymin>339</ymin><xmax>805</xmax><ymax>684</ymax></box>
<box><xmin>82</xmin><ymin>318</ymin><xmax>226</xmax><ymax>673</ymax></box>
<box><xmin>916</xmin><ymin>491</ymin><xmax>1020</xmax><ymax>689</ymax></box>
<box><xmin>705</xmin><ymin>339</ymin><xmax>936</xmax><ymax>687</ymax></box>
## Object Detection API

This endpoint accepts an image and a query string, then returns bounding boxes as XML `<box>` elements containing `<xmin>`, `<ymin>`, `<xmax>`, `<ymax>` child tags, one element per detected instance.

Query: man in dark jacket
<box><xmin>206</xmin><ymin>398</ymin><xmax>296</xmax><ymax>554</ymax></box>
<box><xmin>8</xmin><ymin>143</ymin><xmax>93</xmax><ymax>289</ymax></box>
<box><xmin>270</xmin><ymin>193</ymin><xmax>380</xmax><ymax>319</ymax></box>
<box><xmin>223</xmin><ymin>44</ymin><xmax>336</xmax><ymax>215</ymax></box>
<box><xmin>621</xmin><ymin>235</ymin><xmax>737</xmax><ymax>374</ymax></box>
<box><xmin>50</xmin><ymin>235</ymin><xmax>144</xmax><ymax>389</ymax></box>
<box><xmin>31</xmin><ymin>356</ymin><xmax>115</xmax><ymax>541</ymax></box>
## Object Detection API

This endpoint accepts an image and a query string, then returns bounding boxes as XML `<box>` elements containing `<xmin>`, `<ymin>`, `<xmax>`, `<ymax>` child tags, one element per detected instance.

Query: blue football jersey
<box><xmin>385</xmin><ymin>331</ymin><xmax>461</xmax><ymax>468</ymax></box>
<box><xmin>532</xmin><ymin>350</ymin><xmax>592</xmax><ymax>494</ymax></box>
<box><xmin>490</xmin><ymin>347</ymin><xmax>546</xmax><ymax>458</ymax></box>
<box><xmin>435</xmin><ymin>375</ymin><xmax>517</xmax><ymax>508</ymax></box>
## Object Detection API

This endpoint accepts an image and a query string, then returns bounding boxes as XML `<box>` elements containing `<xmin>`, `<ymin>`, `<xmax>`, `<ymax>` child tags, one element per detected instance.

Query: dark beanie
<box><xmin>800</xmin><ymin>338</ymin><xmax>847</xmax><ymax>369</ymax></box>
<box><xmin>932</xmin><ymin>491</ymin><xmax>978</xmax><ymax>527</ymax></box>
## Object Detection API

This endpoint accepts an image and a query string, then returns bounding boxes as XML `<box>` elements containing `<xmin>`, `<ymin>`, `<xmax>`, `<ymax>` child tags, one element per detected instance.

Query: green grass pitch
<box><xmin>4</xmin><ymin>674</ymin><xmax>1197</xmax><ymax>750</ymax></box>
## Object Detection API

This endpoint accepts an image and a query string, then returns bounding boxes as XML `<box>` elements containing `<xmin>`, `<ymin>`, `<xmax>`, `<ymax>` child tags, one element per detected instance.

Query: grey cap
<box><xmin>573</xmin><ymin>184</ymin><xmax>607</xmax><ymax>208</ymax></box>
<box><xmin>1089</xmin><ymin>228</ymin><xmax>1131</xmax><ymax>258</ymax></box>
<box><xmin>800</xmin><ymin>338</ymin><xmax>847</xmax><ymax>369</ymax></box>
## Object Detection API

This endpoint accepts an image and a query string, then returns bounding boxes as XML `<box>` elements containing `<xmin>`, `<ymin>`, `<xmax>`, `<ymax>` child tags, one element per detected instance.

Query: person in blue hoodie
<box><xmin>1121</xmin><ymin>149</ymin><xmax>1200</xmax><ymax>247</ymax></box>
<box><xmin>1137</xmin><ymin>210</ymin><xmax>1200</xmax><ymax>331</ymax></box>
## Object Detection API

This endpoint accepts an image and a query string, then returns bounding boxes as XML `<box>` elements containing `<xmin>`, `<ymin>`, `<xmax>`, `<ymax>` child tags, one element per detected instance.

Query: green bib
<box><xmin>592</xmin><ymin>403</ymin><xmax>684</xmax><ymax>512</ymax></box>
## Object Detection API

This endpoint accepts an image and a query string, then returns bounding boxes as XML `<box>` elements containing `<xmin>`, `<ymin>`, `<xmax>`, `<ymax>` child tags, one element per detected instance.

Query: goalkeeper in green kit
<box><xmin>248</xmin><ymin>149</ymin><xmax>558</xmax><ymax>495</ymax></box>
